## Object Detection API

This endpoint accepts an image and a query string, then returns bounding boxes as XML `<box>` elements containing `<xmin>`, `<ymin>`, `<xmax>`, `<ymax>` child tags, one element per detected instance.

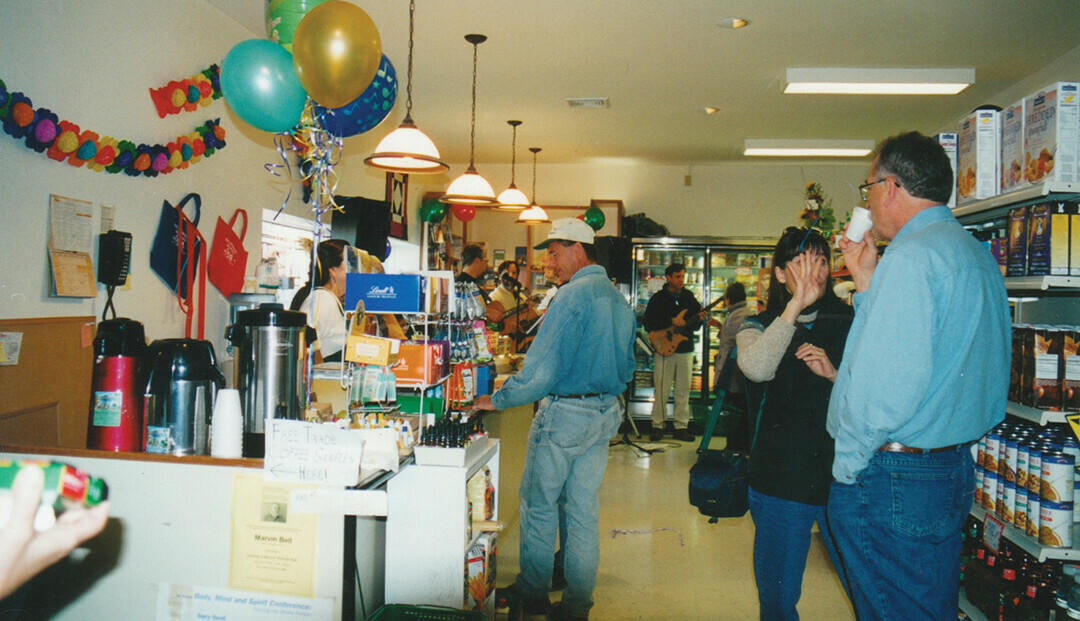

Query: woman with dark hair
<box><xmin>290</xmin><ymin>239</ymin><xmax>349</xmax><ymax>362</ymax></box>
<box><xmin>735</xmin><ymin>227</ymin><xmax>854</xmax><ymax>620</ymax></box>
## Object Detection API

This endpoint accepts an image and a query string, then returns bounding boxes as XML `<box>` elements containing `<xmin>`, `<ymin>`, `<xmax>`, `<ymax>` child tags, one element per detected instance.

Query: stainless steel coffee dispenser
<box><xmin>226</xmin><ymin>303</ymin><xmax>308</xmax><ymax>458</ymax></box>
<box><xmin>143</xmin><ymin>339</ymin><xmax>226</xmax><ymax>455</ymax></box>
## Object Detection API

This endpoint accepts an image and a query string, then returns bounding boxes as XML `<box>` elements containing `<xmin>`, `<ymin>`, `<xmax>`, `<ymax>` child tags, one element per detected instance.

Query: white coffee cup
<box><xmin>845</xmin><ymin>206</ymin><xmax>873</xmax><ymax>242</ymax></box>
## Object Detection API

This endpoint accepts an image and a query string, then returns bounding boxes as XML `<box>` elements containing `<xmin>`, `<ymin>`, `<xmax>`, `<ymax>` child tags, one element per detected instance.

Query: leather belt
<box><xmin>880</xmin><ymin>441</ymin><xmax>961</xmax><ymax>454</ymax></box>
<box><xmin>552</xmin><ymin>393</ymin><xmax>603</xmax><ymax>399</ymax></box>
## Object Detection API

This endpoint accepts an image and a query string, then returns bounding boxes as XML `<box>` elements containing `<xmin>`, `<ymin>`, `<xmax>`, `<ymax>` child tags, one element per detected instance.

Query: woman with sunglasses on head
<box><xmin>735</xmin><ymin>227</ymin><xmax>854</xmax><ymax>620</ymax></box>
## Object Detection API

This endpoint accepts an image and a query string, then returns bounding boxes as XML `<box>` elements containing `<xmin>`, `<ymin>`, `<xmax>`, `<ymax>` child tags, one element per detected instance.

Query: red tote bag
<box><xmin>207</xmin><ymin>208</ymin><xmax>248</xmax><ymax>298</ymax></box>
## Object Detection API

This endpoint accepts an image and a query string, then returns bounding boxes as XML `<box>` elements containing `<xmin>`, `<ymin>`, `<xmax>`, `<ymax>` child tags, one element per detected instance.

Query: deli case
<box><xmin>628</xmin><ymin>236</ymin><xmax>775</xmax><ymax>420</ymax></box>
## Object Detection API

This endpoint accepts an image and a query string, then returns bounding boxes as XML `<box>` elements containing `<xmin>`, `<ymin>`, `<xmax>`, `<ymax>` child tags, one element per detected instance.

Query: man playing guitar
<box><xmin>642</xmin><ymin>263</ymin><xmax>718</xmax><ymax>442</ymax></box>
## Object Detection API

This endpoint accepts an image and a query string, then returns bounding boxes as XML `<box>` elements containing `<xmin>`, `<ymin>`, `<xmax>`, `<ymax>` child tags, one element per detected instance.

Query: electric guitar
<box><xmin>649</xmin><ymin>296</ymin><xmax>723</xmax><ymax>357</ymax></box>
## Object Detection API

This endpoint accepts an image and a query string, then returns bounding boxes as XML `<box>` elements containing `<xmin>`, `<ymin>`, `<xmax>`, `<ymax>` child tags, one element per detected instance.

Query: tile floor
<box><xmin>495</xmin><ymin>431</ymin><xmax>857</xmax><ymax>620</ymax></box>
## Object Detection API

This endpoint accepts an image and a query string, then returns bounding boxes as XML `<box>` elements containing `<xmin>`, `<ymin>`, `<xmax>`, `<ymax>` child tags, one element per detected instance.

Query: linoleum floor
<box><xmin>495</xmin><ymin>431</ymin><xmax>857</xmax><ymax>621</ymax></box>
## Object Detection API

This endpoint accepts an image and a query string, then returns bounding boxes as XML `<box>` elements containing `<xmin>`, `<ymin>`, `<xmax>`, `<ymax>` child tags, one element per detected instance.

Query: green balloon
<box><xmin>266</xmin><ymin>0</ymin><xmax>328</xmax><ymax>51</ymax></box>
<box><xmin>583</xmin><ymin>206</ymin><xmax>605</xmax><ymax>231</ymax></box>
<box><xmin>420</xmin><ymin>199</ymin><xmax>446</xmax><ymax>224</ymax></box>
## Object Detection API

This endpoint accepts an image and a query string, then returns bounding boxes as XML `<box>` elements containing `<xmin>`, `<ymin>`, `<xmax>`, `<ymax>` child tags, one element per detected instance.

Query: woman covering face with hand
<box><xmin>734</xmin><ymin>227</ymin><xmax>855</xmax><ymax>621</ymax></box>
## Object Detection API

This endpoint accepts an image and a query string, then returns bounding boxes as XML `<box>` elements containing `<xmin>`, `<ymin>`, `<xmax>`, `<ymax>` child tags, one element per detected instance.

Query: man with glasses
<box><xmin>825</xmin><ymin>132</ymin><xmax>1009</xmax><ymax>619</ymax></box>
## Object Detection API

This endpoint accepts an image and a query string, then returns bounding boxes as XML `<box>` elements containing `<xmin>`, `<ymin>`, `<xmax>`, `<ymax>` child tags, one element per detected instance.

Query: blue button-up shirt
<box><xmin>827</xmin><ymin>205</ymin><xmax>1010</xmax><ymax>483</ymax></box>
<box><xmin>492</xmin><ymin>264</ymin><xmax>636</xmax><ymax>409</ymax></box>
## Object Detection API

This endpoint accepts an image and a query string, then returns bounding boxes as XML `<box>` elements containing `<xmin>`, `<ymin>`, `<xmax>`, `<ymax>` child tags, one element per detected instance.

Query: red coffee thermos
<box><xmin>87</xmin><ymin>318</ymin><xmax>146</xmax><ymax>451</ymax></box>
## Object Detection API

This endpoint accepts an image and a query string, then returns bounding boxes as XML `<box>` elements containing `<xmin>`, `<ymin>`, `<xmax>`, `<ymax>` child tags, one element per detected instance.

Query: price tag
<box><xmin>983</xmin><ymin>512</ymin><xmax>1006</xmax><ymax>554</ymax></box>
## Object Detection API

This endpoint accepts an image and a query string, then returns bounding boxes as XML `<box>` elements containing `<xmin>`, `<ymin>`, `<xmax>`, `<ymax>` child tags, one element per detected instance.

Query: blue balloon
<box><xmin>314</xmin><ymin>55</ymin><xmax>397</xmax><ymax>138</ymax></box>
<box><xmin>221</xmin><ymin>39</ymin><xmax>307</xmax><ymax>133</ymax></box>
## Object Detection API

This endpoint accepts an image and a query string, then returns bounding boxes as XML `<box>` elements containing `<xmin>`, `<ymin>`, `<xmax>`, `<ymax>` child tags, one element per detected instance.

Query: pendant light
<box><xmin>441</xmin><ymin>34</ymin><xmax>498</xmax><ymax>206</ymax></box>
<box><xmin>517</xmin><ymin>147</ymin><xmax>550</xmax><ymax>224</ymax></box>
<box><xmin>364</xmin><ymin>0</ymin><xmax>448</xmax><ymax>174</ymax></box>
<box><xmin>496</xmin><ymin>120</ymin><xmax>529</xmax><ymax>210</ymax></box>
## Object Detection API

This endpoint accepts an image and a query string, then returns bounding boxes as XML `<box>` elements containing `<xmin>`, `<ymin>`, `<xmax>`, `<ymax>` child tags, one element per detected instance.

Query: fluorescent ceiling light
<box><xmin>784</xmin><ymin>67</ymin><xmax>974</xmax><ymax>95</ymax></box>
<box><xmin>743</xmin><ymin>139</ymin><xmax>873</xmax><ymax>157</ymax></box>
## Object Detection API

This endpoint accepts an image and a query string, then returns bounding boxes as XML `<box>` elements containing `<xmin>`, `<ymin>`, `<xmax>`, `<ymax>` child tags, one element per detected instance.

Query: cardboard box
<box><xmin>1001</xmin><ymin>101</ymin><xmax>1025</xmax><ymax>194</ymax></box>
<box><xmin>1023</xmin><ymin>82</ymin><xmax>1080</xmax><ymax>185</ymax></box>
<box><xmin>1050</xmin><ymin>201</ymin><xmax>1073</xmax><ymax>276</ymax></box>
<box><xmin>1027</xmin><ymin>203</ymin><xmax>1053</xmax><ymax>276</ymax></box>
<box><xmin>1072</xmin><ymin>208</ymin><xmax>1080</xmax><ymax>276</ymax></box>
<box><xmin>935</xmin><ymin>132</ymin><xmax>958</xmax><ymax>208</ymax></box>
<box><xmin>1065</xmin><ymin>328</ymin><xmax>1080</xmax><ymax>411</ymax></box>
<box><xmin>343</xmin><ymin>334</ymin><xmax>400</xmax><ymax>366</ymax></box>
<box><xmin>391</xmin><ymin>340</ymin><xmax>447</xmax><ymax>386</ymax></box>
<box><xmin>344</xmin><ymin>273</ymin><xmax>426</xmax><ymax>314</ymax></box>
<box><xmin>1032</xmin><ymin>325</ymin><xmax>1063</xmax><ymax>411</ymax></box>
<box><xmin>957</xmin><ymin>109</ymin><xmax>1001</xmax><ymax>204</ymax></box>
<box><xmin>1006</xmin><ymin>206</ymin><xmax>1028</xmax><ymax>277</ymax></box>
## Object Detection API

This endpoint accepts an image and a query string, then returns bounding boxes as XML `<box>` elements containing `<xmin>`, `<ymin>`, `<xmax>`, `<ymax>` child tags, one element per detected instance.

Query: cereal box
<box><xmin>1006</xmin><ymin>206</ymin><xmax>1028</xmax><ymax>277</ymax></box>
<box><xmin>1050</xmin><ymin>200</ymin><xmax>1074</xmax><ymax>276</ymax></box>
<box><xmin>957</xmin><ymin>109</ymin><xmax>1001</xmax><ymax>204</ymax></box>
<box><xmin>1023</xmin><ymin>82</ymin><xmax>1080</xmax><ymax>185</ymax></box>
<box><xmin>1065</xmin><ymin>328</ymin><xmax>1080</xmax><ymax>411</ymax></box>
<box><xmin>1027</xmin><ymin>203</ymin><xmax>1052</xmax><ymax>276</ymax></box>
<box><xmin>935</xmin><ymin>132</ymin><xmax>958</xmax><ymax>208</ymax></box>
<box><xmin>1001</xmin><ymin>100</ymin><xmax>1025</xmax><ymax>193</ymax></box>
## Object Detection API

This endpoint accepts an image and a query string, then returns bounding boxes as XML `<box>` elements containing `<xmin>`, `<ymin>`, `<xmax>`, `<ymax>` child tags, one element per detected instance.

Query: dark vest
<box><xmin>744</xmin><ymin>297</ymin><xmax>853</xmax><ymax>505</ymax></box>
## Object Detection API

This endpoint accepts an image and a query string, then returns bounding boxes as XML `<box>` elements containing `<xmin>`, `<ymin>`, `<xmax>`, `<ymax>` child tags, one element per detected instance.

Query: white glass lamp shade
<box><xmin>441</xmin><ymin>166</ymin><xmax>498</xmax><ymax>206</ymax></box>
<box><xmin>496</xmin><ymin>184</ymin><xmax>529</xmax><ymax>210</ymax></box>
<box><xmin>364</xmin><ymin>121</ymin><xmax>449</xmax><ymax>174</ymax></box>
<box><xmin>516</xmin><ymin>203</ymin><xmax>549</xmax><ymax>224</ymax></box>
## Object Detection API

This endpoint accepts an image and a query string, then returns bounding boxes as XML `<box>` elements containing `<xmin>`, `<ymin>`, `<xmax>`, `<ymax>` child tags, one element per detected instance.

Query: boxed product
<box><xmin>343</xmin><ymin>334</ymin><xmax>401</xmax><ymax>366</ymax></box>
<box><xmin>1049</xmin><ymin>200</ymin><xmax>1075</xmax><ymax>276</ymax></box>
<box><xmin>1027</xmin><ymin>203</ymin><xmax>1053</xmax><ymax>276</ymax></box>
<box><xmin>1021</xmin><ymin>325</ymin><xmax>1035</xmax><ymax>405</ymax></box>
<box><xmin>466</xmin><ymin>532</ymin><xmax>497</xmax><ymax>614</ymax></box>
<box><xmin>957</xmin><ymin>108</ymin><xmax>1001</xmax><ymax>204</ymax></box>
<box><xmin>1000</xmin><ymin>100</ymin><xmax>1025</xmax><ymax>193</ymax></box>
<box><xmin>990</xmin><ymin>237</ymin><xmax>1008</xmax><ymax>276</ymax></box>
<box><xmin>1010</xmin><ymin>324</ymin><xmax>1025</xmax><ymax>403</ymax></box>
<box><xmin>1073</xmin><ymin>206</ymin><xmax>1080</xmax><ymax>276</ymax></box>
<box><xmin>391</xmin><ymin>340</ymin><xmax>448</xmax><ymax>386</ymax></box>
<box><xmin>1032</xmin><ymin>325</ymin><xmax>1063</xmax><ymax>410</ymax></box>
<box><xmin>1006</xmin><ymin>206</ymin><xmax>1028</xmax><ymax>277</ymax></box>
<box><xmin>1065</xmin><ymin>328</ymin><xmax>1080</xmax><ymax>411</ymax></box>
<box><xmin>344</xmin><ymin>273</ymin><xmax>426</xmax><ymax>313</ymax></box>
<box><xmin>934</xmin><ymin>132</ymin><xmax>958</xmax><ymax>208</ymax></box>
<box><xmin>1023</xmin><ymin>82</ymin><xmax>1080</xmax><ymax>185</ymax></box>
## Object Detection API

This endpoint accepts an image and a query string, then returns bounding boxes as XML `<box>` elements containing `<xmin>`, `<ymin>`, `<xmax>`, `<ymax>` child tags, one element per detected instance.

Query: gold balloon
<box><xmin>291</xmin><ymin>1</ymin><xmax>381</xmax><ymax>109</ymax></box>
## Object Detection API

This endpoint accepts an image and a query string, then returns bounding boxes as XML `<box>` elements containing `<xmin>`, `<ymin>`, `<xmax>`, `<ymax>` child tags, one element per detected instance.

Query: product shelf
<box><xmin>970</xmin><ymin>503</ymin><xmax>1080</xmax><ymax>563</ymax></box>
<box><xmin>958</xmin><ymin>589</ymin><xmax>990</xmax><ymax>621</ymax></box>
<box><xmin>951</xmin><ymin>182</ymin><xmax>1080</xmax><ymax>221</ymax></box>
<box><xmin>1004</xmin><ymin>275</ymin><xmax>1080</xmax><ymax>292</ymax></box>
<box><xmin>1006</xmin><ymin>401</ymin><xmax>1069</xmax><ymax>426</ymax></box>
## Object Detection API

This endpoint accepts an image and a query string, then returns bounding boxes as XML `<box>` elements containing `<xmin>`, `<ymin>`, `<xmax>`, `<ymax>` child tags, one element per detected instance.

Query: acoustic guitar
<box><xmin>487</xmin><ymin>298</ymin><xmax>540</xmax><ymax>354</ymax></box>
<box><xmin>649</xmin><ymin>296</ymin><xmax>724</xmax><ymax>357</ymax></box>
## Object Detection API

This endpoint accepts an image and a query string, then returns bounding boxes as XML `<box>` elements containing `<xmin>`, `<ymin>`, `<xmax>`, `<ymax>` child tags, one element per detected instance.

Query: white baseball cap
<box><xmin>534</xmin><ymin>217</ymin><xmax>596</xmax><ymax>249</ymax></box>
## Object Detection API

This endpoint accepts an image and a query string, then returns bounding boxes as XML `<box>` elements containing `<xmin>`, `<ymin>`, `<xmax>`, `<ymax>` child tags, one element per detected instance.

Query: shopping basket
<box><xmin>367</xmin><ymin>604</ymin><xmax>485</xmax><ymax>621</ymax></box>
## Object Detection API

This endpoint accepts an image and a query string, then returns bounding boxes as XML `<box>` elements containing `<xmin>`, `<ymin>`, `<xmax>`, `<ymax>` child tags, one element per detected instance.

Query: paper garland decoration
<box><xmin>149</xmin><ymin>64</ymin><xmax>222</xmax><ymax>118</ymax></box>
<box><xmin>0</xmin><ymin>77</ymin><xmax>226</xmax><ymax>177</ymax></box>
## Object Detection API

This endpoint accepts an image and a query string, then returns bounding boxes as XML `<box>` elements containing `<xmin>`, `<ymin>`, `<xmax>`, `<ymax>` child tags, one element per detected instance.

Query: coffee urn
<box><xmin>86</xmin><ymin>318</ymin><xmax>146</xmax><ymax>452</ymax></box>
<box><xmin>226</xmin><ymin>303</ymin><xmax>307</xmax><ymax>458</ymax></box>
<box><xmin>143</xmin><ymin>339</ymin><xmax>226</xmax><ymax>455</ymax></box>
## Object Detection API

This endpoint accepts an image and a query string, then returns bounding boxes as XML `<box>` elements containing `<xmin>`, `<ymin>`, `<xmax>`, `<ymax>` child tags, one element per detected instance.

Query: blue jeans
<box><xmin>748</xmin><ymin>487</ymin><xmax>843</xmax><ymax>621</ymax></box>
<box><xmin>826</xmin><ymin>446</ymin><xmax>973</xmax><ymax>621</ymax></box>
<box><xmin>516</xmin><ymin>395</ymin><xmax>622</xmax><ymax>616</ymax></box>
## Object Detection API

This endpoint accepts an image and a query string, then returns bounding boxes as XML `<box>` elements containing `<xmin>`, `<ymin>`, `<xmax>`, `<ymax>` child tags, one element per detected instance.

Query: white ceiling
<box><xmin>206</xmin><ymin>0</ymin><xmax>1080</xmax><ymax>165</ymax></box>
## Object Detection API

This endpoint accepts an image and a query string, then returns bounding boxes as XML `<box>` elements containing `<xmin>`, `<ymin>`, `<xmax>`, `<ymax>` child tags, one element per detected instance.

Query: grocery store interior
<box><xmin>2</xmin><ymin>1</ymin><xmax>1080</xmax><ymax>620</ymax></box>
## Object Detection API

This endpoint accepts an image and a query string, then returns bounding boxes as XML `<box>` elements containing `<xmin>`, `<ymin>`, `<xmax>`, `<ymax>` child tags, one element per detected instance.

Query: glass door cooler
<box><xmin>628</xmin><ymin>237</ymin><xmax>774</xmax><ymax>421</ymax></box>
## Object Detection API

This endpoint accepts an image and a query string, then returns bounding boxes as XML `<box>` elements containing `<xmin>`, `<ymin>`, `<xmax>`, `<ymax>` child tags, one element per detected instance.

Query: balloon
<box><xmin>385</xmin><ymin>240</ymin><xmax>392</xmax><ymax>259</ymax></box>
<box><xmin>266</xmin><ymin>0</ymin><xmax>328</xmax><ymax>52</ymax></box>
<box><xmin>221</xmin><ymin>39</ymin><xmax>307</xmax><ymax>132</ymax></box>
<box><xmin>314</xmin><ymin>55</ymin><xmax>397</xmax><ymax>138</ymax></box>
<box><xmin>575</xmin><ymin>214</ymin><xmax>586</xmax><ymax>221</ymax></box>
<box><xmin>292</xmin><ymin>1</ymin><xmax>381</xmax><ymax>109</ymax></box>
<box><xmin>420</xmin><ymin>199</ymin><xmax>446</xmax><ymax>224</ymax></box>
<box><xmin>452</xmin><ymin>203</ymin><xmax>476</xmax><ymax>223</ymax></box>
<box><xmin>583</xmin><ymin>206</ymin><xmax>605</xmax><ymax>231</ymax></box>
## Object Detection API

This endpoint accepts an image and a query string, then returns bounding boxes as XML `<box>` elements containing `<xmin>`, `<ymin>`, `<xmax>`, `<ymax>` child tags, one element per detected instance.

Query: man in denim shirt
<box><xmin>475</xmin><ymin>218</ymin><xmax>635</xmax><ymax>621</ymax></box>
<box><xmin>826</xmin><ymin>132</ymin><xmax>1010</xmax><ymax>620</ymax></box>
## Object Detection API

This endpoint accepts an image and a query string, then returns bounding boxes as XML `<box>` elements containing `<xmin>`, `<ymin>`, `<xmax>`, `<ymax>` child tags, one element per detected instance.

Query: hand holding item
<box><xmin>795</xmin><ymin>343</ymin><xmax>837</xmax><ymax>381</ymax></box>
<box><xmin>837</xmin><ymin>225</ymin><xmax>878</xmax><ymax>293</ymax></box>
<box><xmin>0</xmin><ymin>465</ymin><xmax>110</xmax><ymax>600</ymax></box>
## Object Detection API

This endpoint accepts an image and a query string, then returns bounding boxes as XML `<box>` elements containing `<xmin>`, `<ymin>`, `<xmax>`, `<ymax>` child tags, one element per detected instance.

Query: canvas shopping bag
<box><xmin>149</xmin><ymin>193</ymin><xmax>202</xmax><ymax>297</ymax></box>
<box><xmin>207</xmin><ymin>208</ymin><xmax>248</xmax><ymax>298</ymax></box>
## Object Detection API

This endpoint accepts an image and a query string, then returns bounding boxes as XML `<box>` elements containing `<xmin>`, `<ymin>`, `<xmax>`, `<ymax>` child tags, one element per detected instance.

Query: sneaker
<box><xmin>673</xmin><ymin>428</ymin><xmax>695</xmax><ymax>442</ymax></box>
<box><xmin>550</xmin><ymin>564</ymin><xmax>568</xmax><ymax>592</ymax></box>
<box><xmin>648</xmin><ymin>429</ymin><xmax>663</xmax><ymax>442</ymax></box>
<box><xmin>549</xmin><ymin>600</ymin><xmax>589</xmax><ymax>621</ymax></box>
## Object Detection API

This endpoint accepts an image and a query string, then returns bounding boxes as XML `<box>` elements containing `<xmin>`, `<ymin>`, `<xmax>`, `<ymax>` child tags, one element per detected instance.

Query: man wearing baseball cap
<box><xmin>475</xmin><ymin>217</ymin><xmax>635</xmax><ymax>621</ymax></box>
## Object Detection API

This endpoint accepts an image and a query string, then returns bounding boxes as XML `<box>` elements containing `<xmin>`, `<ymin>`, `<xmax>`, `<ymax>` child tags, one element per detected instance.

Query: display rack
<box><xmin>959</xmin><ymin>589</ymin><xmax>991</xmax><ymax>621</ymax></box>
<box><xmin>970</xmin><ymin>503</ymin><xmax>1080</xmax><ymax>563</ymax></box>
<box><xmin>951</xmin><ymin>181</ymin><xmax>1080</xmax><ymax>221</ymax></box>
<box><xmin>1006</xmin><ymin>401</ymin><xmax>1069</xmax><ymax>426</ymax></box>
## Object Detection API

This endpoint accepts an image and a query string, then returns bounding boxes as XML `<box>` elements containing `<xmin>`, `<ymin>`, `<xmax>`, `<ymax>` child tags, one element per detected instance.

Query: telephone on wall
<box><xmin>98</xmin><ymin>230</ymin><xmax>132</xmax><ymax>287</ymax></box>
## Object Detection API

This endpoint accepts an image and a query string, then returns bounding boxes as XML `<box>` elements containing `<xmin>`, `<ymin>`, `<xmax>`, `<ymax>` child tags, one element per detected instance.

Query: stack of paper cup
<box><xmin>210</xmin><ymin>389</ymin><xmax>243</xmax><ymax>459</ymax></box>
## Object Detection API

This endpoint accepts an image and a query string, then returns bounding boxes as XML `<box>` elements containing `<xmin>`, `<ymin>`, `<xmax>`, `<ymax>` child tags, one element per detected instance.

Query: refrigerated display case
<box><xmin>628</xmin><ymin>237</ymin><xmax>774</xmax><ymax>421</ymax></box>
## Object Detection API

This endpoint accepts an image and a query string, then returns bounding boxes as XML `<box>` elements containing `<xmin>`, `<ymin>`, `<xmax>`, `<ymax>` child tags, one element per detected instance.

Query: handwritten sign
<box><xmin>263</xmin><ymin>420</ymin><xmax>364</xmax><ymax>487</ymax></box>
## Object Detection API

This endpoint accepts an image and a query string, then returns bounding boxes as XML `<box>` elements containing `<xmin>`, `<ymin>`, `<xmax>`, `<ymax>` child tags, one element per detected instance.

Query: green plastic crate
<box><xmin>367</xmin><ymin>604</ymin><xmax>485</xmax><ymax>621</ymax></box>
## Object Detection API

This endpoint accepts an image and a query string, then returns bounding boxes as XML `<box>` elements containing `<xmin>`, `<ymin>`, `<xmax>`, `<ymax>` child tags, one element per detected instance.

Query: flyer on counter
<box><xmin>228</xmin><ymin>473</ymin><xmax>318</xmax><ymax>598</ymax></box>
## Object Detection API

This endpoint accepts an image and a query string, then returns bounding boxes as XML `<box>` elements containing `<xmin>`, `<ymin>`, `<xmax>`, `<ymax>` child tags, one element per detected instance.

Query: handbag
<box><xmin>688</xmin><ymin>349</ymin><xmax>764</xmax><ymax>522</ymax></box>
<box><xmin>150</xmin><ymin>193</ymin><xmax>202</xmax><ymax>298</ymax></box>
<box><xmin>207</xmin><ymin>208</ymin><xmax>248</xmax><ymax>298</ymax></box>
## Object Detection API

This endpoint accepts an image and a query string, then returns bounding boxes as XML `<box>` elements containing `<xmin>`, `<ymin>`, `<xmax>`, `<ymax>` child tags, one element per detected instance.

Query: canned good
<box><xmin>1040</xmin><ymin>500</ymin><xmax>1074</xmax><ymax>547</ymax></box>
<box><xmin>997</xmin><ymin>474</ymin><xmax>1008</xmax><ymax>518</ymax></box>
<box><xmin>1027</xmin><ymin>494</ymin><xmax>1042</xmax><ymax>538</ymax></box>
<box><xmin>1004</xmin><ymin>434</ymin><xmax>1021</xmax><ymax>482</ymax></box>
<box><xmin>983</xmin><ymin>470</ymin><xmax>998</xmax><ymax>512</ymax></box>
<box><xmin>1015</xmin><ymin>486</ymin><xmax>1029</xmax><ymax>531</ymax></box>
<box><xmin>974</xmin><ymin>467</ymin><xmax>984</xmax><ymax>505</ymax></box>
<box><xmin>1001</xmin><ymin>480</ymin><xmax>1016</xmax><ymax>523</ymax></box>
<box><xmin>984</xmin><ymin>432</ymin><xmax>1001</xmax><ymax>476</ymax></box>
<box><xmin>1029</xmin><ymin>445</ymin><xmax>1044</xmax><ymax>495</ymax></box>
<box><xmin>1017</xmin><ymin>442</ymin><xmax>1030</xmax><ymax>489</ymax></box>
<box><xmin>977</xmin><ymin>436</ymin><xmax>987</xmax><ymax>468</ymax></box>
<box><xmin>1042</xmin><ymin>450</ymin><xmax>1075</xmax><ymax>503</ymax></box>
